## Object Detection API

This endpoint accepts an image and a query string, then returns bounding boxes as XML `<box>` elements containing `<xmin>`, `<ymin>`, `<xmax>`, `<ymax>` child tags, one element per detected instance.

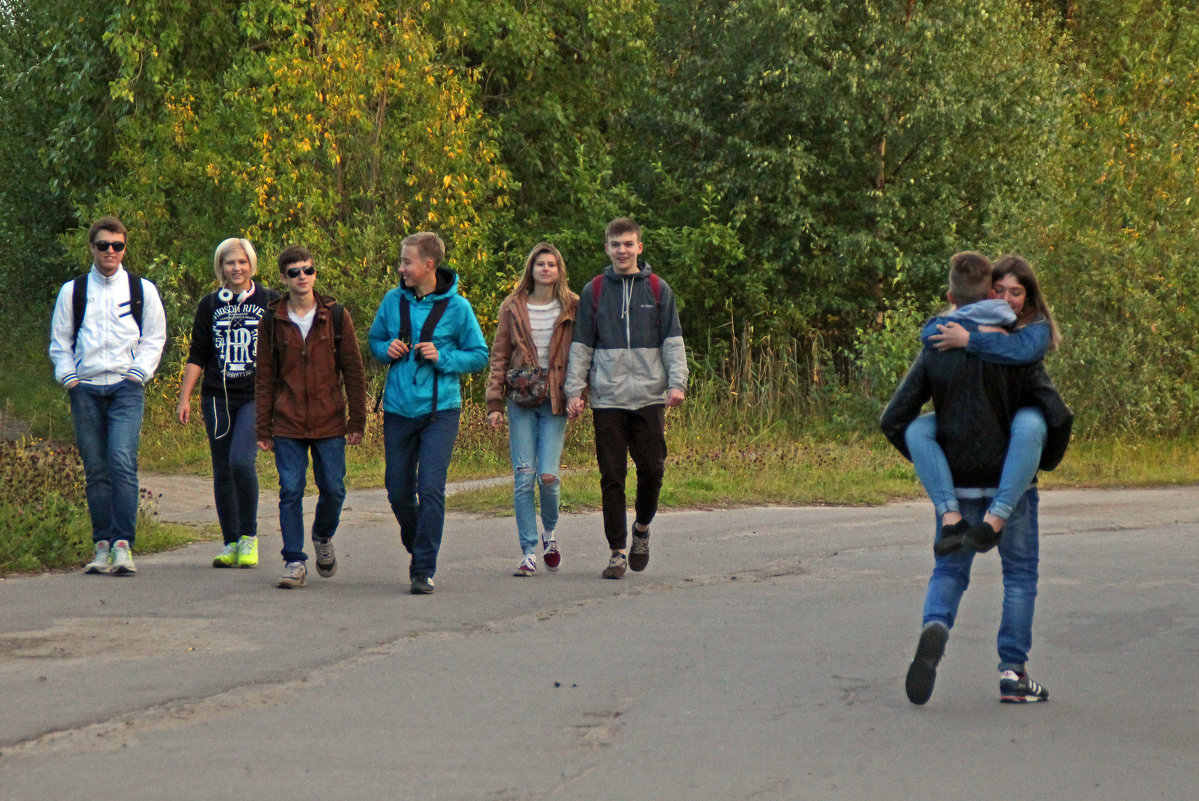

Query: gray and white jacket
<box><xmin>565</xmin><ymin>262</ymin><xmax>688</xmax><ymax>410</ymax></box>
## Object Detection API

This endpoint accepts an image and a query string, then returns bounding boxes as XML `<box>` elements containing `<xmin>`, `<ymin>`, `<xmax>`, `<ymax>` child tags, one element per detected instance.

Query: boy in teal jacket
<box><xmin>368</xmin><ymin>232</ymin><xmax>489</xmax><ymax>594</ymax></box>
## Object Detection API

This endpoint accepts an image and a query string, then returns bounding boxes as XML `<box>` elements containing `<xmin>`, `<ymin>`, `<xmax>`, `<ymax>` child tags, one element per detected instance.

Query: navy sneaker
<box><xmin>905</xmin><ymin>623</ymin><xmax>949</xmax><ymax>705</ymax></box>
<box><xmin>1000</xmin><ymin>670</ymin><xmax>1049</xmax><ymax>703</ymax></box>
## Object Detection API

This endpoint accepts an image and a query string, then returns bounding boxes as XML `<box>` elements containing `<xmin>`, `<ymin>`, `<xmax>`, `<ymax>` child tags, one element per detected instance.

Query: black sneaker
<box><xmin>965</xmin><ymin>521</ymin><xmax>1001</xmax><ymax>553</ymax></box>
<box><xmin>629</xmin><ymin>529</ymin><xmax>650</xmax><ymax>572</ymax></box>
<box><xmin>933</xmin><ymin>520</ymin><xmax>970</xmax><ymax>557</ymax></box>
<box><xmin>905</xmin><ymin>623</ymin><xmax>949</xmax><ymax>705</ymax></box>
<box><xmin>999</xmin><ymin>670</ymin><xmax>1049</xmax><ymax>703</ymax></box>
<box><xmin>601</xmin><ymin>552</ymin><xmax>627</xmax><ymax>579</ymax></box>
<box><xmin>410</xmin><ymin>576</ymin><xmax>435</xmax><ymax>595</ymax></box>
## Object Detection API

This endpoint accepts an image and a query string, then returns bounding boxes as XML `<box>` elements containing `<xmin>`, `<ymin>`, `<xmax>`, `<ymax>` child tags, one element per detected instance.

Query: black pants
<box><xmin>592</xmin><ymin>405</ymin><xmax>667</xmax><ymax>550</ymax></box>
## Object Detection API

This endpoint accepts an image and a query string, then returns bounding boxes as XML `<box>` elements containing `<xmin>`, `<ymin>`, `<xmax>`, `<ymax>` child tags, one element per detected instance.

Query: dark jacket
<box><xmin>485</xmin><ymin>292</ymin><xmax>578</xmax><ymax>416</ymax></box>
<box><xmin>186</xmin><ymin>283</ymin><xmax>279</xmax><ymax>401</ymax></box>
<box><xmin>879</xmin><ymin>347</ymin><xmax>1072</xmax><ymax>488</ymax></box>
<box><xmin>255</xmin><ymin>293</ymin><xmax>367</xmax><ymax>440</ymax></box>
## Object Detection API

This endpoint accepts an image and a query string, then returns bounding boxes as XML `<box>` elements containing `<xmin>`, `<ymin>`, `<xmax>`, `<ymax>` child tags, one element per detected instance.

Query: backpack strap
<box><xmin>420</xmin><ymin>298</ymin><xmax>451</xmax><ymax>414</ymax></box>
<box><xmin>261</xmin><ymin>305</ymin><xmax>281</xmax><ymax>386</ymax></box>
<box><xmin>126</xmin><ymin>271</ymin><xmax>144</xmax><ymax>334</ymax></box>
<box><xmin>399</xmin><ymin>295</ymin><xmax>412</xmax><ymax>346</ymax></box>
<box><xmin>71</xmin><ymin>275</ymin><xmax>87</xmax><ymax>346</ymax></box>
<box><xmin>380</xmin><ymin>295</ymin><xmax>451</xmax><ymax>415</ymax></box>
<box><xmin>330</xmin><ymin>301</ymin><xmax>345</xmax><ymax>375</ymax></box>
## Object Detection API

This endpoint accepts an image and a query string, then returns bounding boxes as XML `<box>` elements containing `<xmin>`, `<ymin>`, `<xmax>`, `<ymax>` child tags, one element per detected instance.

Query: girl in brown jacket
<box><xmin>486</xmin><ymin>243</ymin><xmax>578</xmax><ymax>577</ymax></box>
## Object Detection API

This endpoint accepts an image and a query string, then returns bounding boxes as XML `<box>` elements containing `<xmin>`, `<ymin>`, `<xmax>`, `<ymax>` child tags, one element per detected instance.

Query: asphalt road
<box><xmin>1</xmin><ymin>480</ymin><xmax>1196</xmax><ymax>800</ymax></box>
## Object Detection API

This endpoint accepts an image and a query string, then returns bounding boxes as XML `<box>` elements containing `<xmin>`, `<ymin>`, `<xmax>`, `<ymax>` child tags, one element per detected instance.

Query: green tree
<box><xmin>0</xmin><ymin>0</ymin><xmax>126</xmax><ymax>297</ymax></box>
<box><xmin>1009</xmin><ymin>1</ymin><xmax>1199</xmax><ymax>434</ymax></box>
<box><xmin>79</xmin><ymin>0</ymin><xmax>511</xmax><ymax>334</ymax></box>
<box><xmin>641</xmin><ymin>0</ymin><xmax>1066</xmax><ymax>352</ymax></box>
<box><xmin>424</xmin><ymin>0</ymin><xmax>656</xmax><ymax>275</ymax></box>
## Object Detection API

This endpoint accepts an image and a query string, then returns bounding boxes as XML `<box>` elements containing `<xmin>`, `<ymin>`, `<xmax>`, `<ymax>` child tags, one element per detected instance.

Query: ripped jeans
<box><xmin>507</xmin><ymin>399</ymin><xmax>567</xmax><ymax>555</ymax></box>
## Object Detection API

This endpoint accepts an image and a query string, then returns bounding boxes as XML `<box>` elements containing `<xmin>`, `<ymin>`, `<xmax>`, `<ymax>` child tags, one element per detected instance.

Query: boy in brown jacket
<box><xmin>256</xmin><ymin>245</ymin><xmax>367</xmax><ymax>588</ymax></box>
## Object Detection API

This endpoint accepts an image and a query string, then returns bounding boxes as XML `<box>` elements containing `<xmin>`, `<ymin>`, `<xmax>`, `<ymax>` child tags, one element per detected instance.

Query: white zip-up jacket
<box><xmin>49</xmin><ymin>265</ymin><xmax>167</xmax><ymax>386</ymax></box>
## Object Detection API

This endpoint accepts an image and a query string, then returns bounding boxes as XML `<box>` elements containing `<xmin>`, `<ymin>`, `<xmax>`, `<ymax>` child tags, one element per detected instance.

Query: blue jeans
<box><xmin>202</xmin><ymin>395</ymin><xmax>259</xmax><ymax>544</ymax></box>
<box><xmin>383</xmin><ymin>409</ymin><xmax>460</xmax><ymax>579</ymax></box>
<box><xmin>69</xmin><ymin>381</ymin><xmax>145</xmax><ymax>545</ymax></box>
<box><xmin>273</xmin><ymin>436</ymin><xmax>347</xmax><ymax>563</ymax></box>
<box><xmin>905</xmin><ymin>408</ymin><xmax>1046</xmax><ymax>521</ymax></box>
<box><xmin>507</xmin><ymin>399</ymin><xmax>567</xmax><ymax>555</ymax></box>
<box><xmin>924</xmin><ymin>489</ymin><xmax>1040</xmax><ymax>672</ymax></box>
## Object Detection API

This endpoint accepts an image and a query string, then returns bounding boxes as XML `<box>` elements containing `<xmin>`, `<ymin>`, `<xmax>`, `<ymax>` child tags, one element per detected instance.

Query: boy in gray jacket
<box><xmin>566</xmin><ymin>218</ymin><xmax>688</xmax><ymax>578</ymax></box>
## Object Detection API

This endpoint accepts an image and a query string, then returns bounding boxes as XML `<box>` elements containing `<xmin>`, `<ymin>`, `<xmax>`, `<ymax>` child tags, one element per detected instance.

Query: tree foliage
<box><xmin>640</xmin><ymin>0</ymin><xmax>1066</xmax><ymax>348</ymax></box>
<box><xmin>3</xmin><ymin>0</ymin><xmax>1199</xmax><ymax>435</ymax></box>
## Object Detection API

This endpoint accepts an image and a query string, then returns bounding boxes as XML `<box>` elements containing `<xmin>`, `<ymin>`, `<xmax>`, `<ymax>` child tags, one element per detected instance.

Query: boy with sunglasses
<box><xmin>50</xmin><ymin>216</ymin><xmax>168</xmax><ymax>575</ymax></box>
<box><xmin>256</xmin><ymin>245</ymin><xmax>367</xmax><ymax>589</ymax></box>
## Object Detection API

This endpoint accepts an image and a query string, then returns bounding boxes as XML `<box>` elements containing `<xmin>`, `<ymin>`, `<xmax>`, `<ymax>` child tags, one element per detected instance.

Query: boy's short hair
<box><xmin>213</xmin><ymin>238</ymin><xmax>258</xmax><ymax>282</ymax></box>
<box><xmin>88</xmin><ymin>216</ymin><xmax>127</xmax><ymax>243</ymax></box>
<box><xmin>948</xmin><ymin>251</ymin><xmax>993</xmax><ymax>306</ymax></box>
<box><xmin>604</xmin><ymin>217</ymin><xmax>641</xmax><ymax>242</ymax></box>
<box><xmin>401</xmin><ymin>232</ymin><xmax>445</xmax><ymax>267</ymax></box>
<box><xmin>277</xmin><ymin>244</ymin><xmax>313</xmax><ymax>272</ymax></box>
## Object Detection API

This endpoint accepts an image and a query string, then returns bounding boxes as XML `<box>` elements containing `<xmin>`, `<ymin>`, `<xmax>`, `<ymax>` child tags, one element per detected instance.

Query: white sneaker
<box><xmin>84</xmin><ymin>541</ymin><xmax>112</xmax><ymax>574</ymax></box>
<box><xmin>110</xmin><ymin>540</ymin><xmax>136</xmax><ymax>575</ymax></box>
<box><xmin>277</xmin><ymin>561</ymin><xmax>307</xmax><ymax>588</ymax></box>
<box><xmin>514</xmin><ymin>554</ymin><xmax>537</xmax><ymax>577</ymax></box>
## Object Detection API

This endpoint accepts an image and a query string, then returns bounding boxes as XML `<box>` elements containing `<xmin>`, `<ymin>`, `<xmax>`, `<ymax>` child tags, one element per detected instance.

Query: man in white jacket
<box><xmin>49</xmin><ymin>216</ymin><xmax>167</xmax><ymax>575</ymax></box>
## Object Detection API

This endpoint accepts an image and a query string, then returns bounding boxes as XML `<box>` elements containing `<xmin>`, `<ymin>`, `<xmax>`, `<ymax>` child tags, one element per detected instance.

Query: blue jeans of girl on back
<box><xmin>507</xmin><ymin>399</ymin><xmax>567</xmax><ymax>555</ymax></box>
<box><xmin>904</xmin><ymin>407</ymin><xmax>1047</xmax><ymax>521</ymax></box>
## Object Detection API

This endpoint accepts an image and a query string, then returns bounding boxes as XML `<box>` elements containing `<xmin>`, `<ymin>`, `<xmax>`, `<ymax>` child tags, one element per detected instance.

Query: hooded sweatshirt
<box><xmin>368</xmin><ymin>266</ymin><xmax>489</xmax><ymax>416</ymax></box>
<box><xmin>565</xmin><ymin>261</ymin><xmax>688</xmax><ymax>410</ymax></box>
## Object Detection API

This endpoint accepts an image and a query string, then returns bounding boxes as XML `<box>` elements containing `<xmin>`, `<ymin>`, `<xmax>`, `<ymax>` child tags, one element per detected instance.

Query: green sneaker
<box><xmin>212</xmin><ymin>542</ymin><xmax>239</xmax><ymax>568</ymax></box>
<box><xmin>236</xmin><ymin>535</ymin><xmax>259</xmax><ymax>568</ymax></box>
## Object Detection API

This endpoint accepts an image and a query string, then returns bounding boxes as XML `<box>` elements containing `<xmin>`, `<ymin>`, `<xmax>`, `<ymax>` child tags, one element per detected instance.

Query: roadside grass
<box><xmin>0</xmin><ymin>437</ymin><xmax>205</xmax><ymax>575</ymax></box>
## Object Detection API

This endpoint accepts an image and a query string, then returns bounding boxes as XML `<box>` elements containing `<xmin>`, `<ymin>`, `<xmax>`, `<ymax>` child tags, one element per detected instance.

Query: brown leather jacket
<box><xmin>485</xmin><ymin>292</ymin><xmax>578</xmax><ymax>416</ymax></box>
<box><xmin>255</xmin><ymin>293</ymin><xmax>367</xmax><ymax>440</ymax></box>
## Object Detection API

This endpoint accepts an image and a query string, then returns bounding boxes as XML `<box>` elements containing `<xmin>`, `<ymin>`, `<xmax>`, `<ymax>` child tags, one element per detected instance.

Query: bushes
<box><xmin>0</xmin><ymin>439</ymin><xmax>92</xmax><ymax>572</ymax></box>
<box><xmin>0</xmin><ymin>438</ymin><xmax>193</xmax><ymax>574</ymax></box>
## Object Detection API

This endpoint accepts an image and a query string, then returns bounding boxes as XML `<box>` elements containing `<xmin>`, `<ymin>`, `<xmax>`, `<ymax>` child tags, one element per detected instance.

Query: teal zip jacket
<box><xmin>368</xmin><ymin>267</ymin><xmax>489</xmax><ymax>416</ymax></box>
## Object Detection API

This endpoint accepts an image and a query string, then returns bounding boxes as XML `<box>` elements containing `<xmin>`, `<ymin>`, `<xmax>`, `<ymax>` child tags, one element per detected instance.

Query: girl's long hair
<box><xmin>993</xmin><ymin>254</ymin><xmax>1061</xmax><ymax>351</ymax></box>
<box><xmin>507</xmin><ymin>242</ymin><xmax>576</xmax><ymax>307</ymax></box>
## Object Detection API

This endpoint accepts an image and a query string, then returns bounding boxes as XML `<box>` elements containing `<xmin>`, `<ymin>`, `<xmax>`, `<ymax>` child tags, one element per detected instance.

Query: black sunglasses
<box><xmin>92</xmin><ymin>241</ymin><xmax>126</xmax><ymax>252</ymax></box>
<box><xmin>284</xmin><ymin>264</ymin><xmax>316</xmax><ymax>278</ymax></box>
